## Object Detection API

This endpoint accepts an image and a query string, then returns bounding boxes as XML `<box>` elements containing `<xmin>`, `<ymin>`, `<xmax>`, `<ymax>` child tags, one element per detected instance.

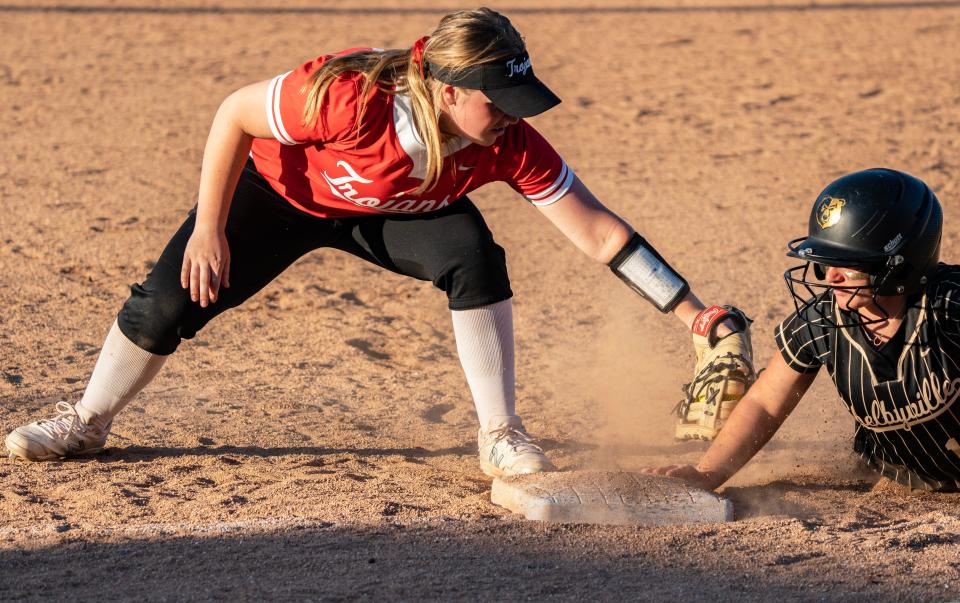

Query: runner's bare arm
<box><xmin>535</xmin><ymin>176</ymin><xmax>707</xmax><ymax>326</ymax></box>
<box><xmin>183</xmin><ymin>80</ymin><xmax>273</xmax><ymax>307</ymax></box>
<box><xmin>647</xmin><ymin>354</ymin><xmax>818</xmax><ymax>489</ymax></box>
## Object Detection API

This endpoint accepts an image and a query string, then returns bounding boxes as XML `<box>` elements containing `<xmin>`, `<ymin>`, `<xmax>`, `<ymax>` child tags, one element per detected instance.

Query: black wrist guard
<box><xmin>608</xmin><ymin>233</ymin><xmax>690</xmax><ymax>313</ymax></box>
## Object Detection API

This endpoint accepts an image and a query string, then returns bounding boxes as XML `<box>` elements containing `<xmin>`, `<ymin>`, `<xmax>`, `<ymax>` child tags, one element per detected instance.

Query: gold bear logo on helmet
<box><xmin>816</xmin><ymin>196</ymin><xmax>846</xmax><ymax>229</ymax></box>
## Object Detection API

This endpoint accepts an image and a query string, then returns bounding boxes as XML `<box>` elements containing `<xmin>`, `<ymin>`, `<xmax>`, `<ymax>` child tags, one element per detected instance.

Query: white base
<box><xmin>491</xmin><ymin>471</ymin><xmax>734</xmax><ymax>525</ymax></box>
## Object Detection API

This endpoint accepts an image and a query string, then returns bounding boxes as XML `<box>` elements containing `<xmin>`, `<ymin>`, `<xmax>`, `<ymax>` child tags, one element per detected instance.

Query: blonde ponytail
<box><xmin>301</xmin><ymin>8</ymin><xmax>525</xmax><ymax>194</ymax></box>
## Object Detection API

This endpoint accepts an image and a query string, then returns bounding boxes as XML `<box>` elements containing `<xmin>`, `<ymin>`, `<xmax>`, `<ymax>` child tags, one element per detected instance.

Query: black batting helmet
<box><xmin>786</xmin><ymin>168</ymin><xmax>942</xmax><ymax>296</ymax></box>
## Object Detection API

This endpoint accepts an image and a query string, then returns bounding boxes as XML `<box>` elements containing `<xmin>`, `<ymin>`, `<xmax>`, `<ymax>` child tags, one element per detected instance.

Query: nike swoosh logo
<box><xmin>457</xmin><ymin>164</ymin><xmax>474</xmax><ymax>171</ymax></box>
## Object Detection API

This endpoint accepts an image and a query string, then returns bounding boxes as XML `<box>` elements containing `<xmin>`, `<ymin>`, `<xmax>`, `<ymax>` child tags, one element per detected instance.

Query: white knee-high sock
<box><xmin>451</xmin><ymin>299</ymin><xmax>516</xmax><ymax>430</ymax></box>
<box><xmin>75</xmin><ymin>321</ymin><xmax>167</xmax><ymax>431</ymax></box>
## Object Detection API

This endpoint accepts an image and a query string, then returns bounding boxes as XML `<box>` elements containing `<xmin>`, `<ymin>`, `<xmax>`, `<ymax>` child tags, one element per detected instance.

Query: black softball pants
<box><xmin>117</xmin><ymin>161</ymin><xmax>513</xmax><ymax>355</ymax></box>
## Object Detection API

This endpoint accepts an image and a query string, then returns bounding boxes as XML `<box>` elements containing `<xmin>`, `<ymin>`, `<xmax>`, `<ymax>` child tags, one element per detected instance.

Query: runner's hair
<box><xmin>300</xmin><ymin>8</ymin><xmax>525</xmax><ymax>194</ymax></box>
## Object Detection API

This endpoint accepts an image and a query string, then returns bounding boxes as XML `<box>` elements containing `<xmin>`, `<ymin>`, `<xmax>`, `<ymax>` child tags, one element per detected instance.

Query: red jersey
<box><xmin>249</xmin><ymin>50</ymin><xmax>574</xmax><ymax>219</ymax></box>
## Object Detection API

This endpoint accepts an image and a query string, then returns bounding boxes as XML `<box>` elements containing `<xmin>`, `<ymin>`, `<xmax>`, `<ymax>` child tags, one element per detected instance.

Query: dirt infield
<box><xmin>2</xmin><ymin>1</ymin><xmax>959</xmax><ymax>600</ymax></box>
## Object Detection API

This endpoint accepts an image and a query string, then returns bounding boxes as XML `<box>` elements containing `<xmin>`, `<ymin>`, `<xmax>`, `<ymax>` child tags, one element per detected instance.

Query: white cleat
<box><xmin>478</xmin><ymin>415</ymin><xmax>556</xmax><ymax>478</ymax></box>
<box><xmin>5</xmin><ymin>401</ymin><xmax>110</xmax><ymax>462</ymax></box>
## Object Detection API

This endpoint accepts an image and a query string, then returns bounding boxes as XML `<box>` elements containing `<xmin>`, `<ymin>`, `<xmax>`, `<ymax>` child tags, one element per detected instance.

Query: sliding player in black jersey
<box><xmin>650</xmin><ymin>168</ymin><xmax>960</xmax><ymax>492</ymax></box>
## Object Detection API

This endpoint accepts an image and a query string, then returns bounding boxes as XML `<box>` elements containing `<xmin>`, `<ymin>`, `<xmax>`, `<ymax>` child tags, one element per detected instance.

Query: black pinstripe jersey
<box><xmin>775</xmin><ymin>264</ymin><xmax>960</xmax><ymax>491</ymax></box>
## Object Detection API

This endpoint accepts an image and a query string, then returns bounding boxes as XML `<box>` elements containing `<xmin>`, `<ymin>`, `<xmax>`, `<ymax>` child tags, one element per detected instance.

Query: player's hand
<box><xmin>643</xmin><ymin>464</ymin><xmax>720</xmax><ymax>491</ymax></box>
<box><xmin>181</xmin><ymin>225</ymin><xmax>231</xmax><ymax>307</ymax></box>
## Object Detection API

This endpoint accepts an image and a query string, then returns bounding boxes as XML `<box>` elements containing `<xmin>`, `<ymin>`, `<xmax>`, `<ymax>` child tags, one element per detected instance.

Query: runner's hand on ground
<box><xmin>643</xmin><ymin>464</ymin><xmax>719</xmax><ymax>491</ymax></box>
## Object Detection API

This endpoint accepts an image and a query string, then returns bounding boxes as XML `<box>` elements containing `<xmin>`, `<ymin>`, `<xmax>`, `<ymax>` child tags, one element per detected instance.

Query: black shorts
<box><xmin>117</xmin><ymin>161</ymin><xmax>512</xmax><ymax>355</ymax></box>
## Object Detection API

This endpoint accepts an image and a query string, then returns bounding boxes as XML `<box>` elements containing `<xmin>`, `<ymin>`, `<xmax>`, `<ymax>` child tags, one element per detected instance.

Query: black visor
<box><xmin>428</xmin><ymin>53</ymin><xmax>561</xmax><ymax>118</ymax></box>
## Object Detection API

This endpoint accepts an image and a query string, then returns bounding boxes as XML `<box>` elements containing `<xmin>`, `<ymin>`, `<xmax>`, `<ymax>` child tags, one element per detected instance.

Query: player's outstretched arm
<box><xmin>646</xmin><ymin>353</ymin><xmax>818</xmax><ymax>490</ymax></box>
<box><xmin>537</xmin><ymin>177</ymin><xmax>758</xmax><ymax>439</ymax></box>
<box><xmin>532</xmin><ymin>175</ymin><xmax>631</xmax><ymax>263</ymax></box>
<box><xmin>183</xmin><ymin>80</ymin><xmax>274</xmax><ymax>307</ymax></box>
<box><xmin>535</xmin><ymin>175</ymin><xmax>706</xmax><ymax>326</ymax></box>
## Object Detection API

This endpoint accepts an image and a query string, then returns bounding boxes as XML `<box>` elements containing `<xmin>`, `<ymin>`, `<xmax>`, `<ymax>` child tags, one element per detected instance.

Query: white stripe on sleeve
<box><xmin>266</xmin><ymin>71</ymin><xmax>299</xmax><ymax>145</ymax></box>
<box><xmin>527</xmin><ymin>163</ymin><xmax>574</xmax><ymax>207</ymax></box>
<box><xmin>776</xmin><ymin>323</ymin><xmax>820</xmax><ymax>369</ymax></box>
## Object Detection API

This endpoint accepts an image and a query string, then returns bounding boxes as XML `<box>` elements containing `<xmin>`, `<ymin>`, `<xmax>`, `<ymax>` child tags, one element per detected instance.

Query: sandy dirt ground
<box><xmin>2</xmin><ymin>1</ymin><xmax>960</xmax><ymax>600</ymax></box>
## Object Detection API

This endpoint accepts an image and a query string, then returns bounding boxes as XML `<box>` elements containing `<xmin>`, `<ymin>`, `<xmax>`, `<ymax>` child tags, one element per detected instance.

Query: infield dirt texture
<box><xmin>2</xmin><ymin>1</ymin><xmax>959</xmax><ymax>600</ymax></box>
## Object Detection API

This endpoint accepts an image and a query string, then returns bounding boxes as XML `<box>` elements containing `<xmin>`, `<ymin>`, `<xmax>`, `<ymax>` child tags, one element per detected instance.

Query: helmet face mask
<box><xmin>784</xmin><ymin>262</ymin><xmax>893</xmax><ymax>329</ymax></box>
<box><xmin>783</xmin><ymin>168</ymin><xmax>943</xmax><ymax>330</ymax></box>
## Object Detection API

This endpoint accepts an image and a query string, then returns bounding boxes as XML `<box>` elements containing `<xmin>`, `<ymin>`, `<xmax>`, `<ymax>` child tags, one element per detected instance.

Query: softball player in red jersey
<box><xmin>6</xmin><ymin>8</ymin><xmax>753</xmax><ymax>476</ymax></box>
<box><xmin>650</xmin><ymin>168</ymin><xmax>960</xmax><ymax>492</ymax></box>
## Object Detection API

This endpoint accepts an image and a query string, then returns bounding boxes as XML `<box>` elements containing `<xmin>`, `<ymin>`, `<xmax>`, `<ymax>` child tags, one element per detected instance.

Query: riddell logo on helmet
<box><xmin>816</xmin><ymin>196</ymin><xmax>846</xmax><ymax>229</ymax></box>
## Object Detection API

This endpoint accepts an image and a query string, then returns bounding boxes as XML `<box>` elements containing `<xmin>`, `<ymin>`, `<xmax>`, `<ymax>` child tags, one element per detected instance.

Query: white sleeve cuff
<box><xmin>525</xmin><ymin>162</ymin><xmax>574</xmax><ymax>207</ymax></box>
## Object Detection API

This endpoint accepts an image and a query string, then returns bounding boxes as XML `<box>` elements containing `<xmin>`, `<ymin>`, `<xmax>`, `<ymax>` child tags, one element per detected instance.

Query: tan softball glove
<box><xmin>675</xmin><ymin>305</ymin><xmax>757</xmax><ymax>441</ymax></box>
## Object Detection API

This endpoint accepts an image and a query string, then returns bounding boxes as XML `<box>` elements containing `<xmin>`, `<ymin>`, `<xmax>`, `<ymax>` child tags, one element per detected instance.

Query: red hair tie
<box><xmin>410</xmin><ymin>36</ymin><xmax>429</xmax><ymax>79</ymax></box>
